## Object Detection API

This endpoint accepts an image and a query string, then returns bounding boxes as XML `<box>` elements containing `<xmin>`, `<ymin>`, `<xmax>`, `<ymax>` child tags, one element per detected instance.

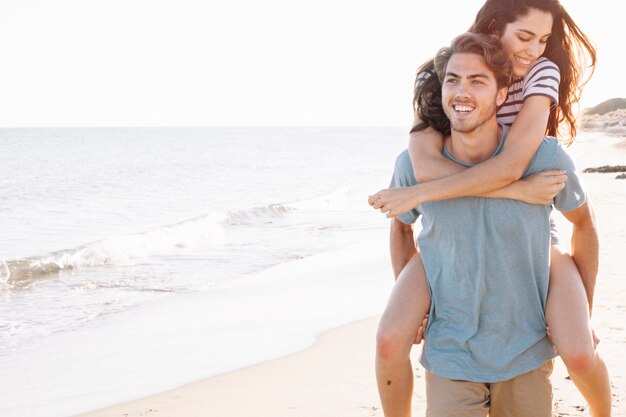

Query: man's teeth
<box><xmin>454</xmin><ymin>105</ymin><xmax>474</xmax><ymax>112</ymax></box>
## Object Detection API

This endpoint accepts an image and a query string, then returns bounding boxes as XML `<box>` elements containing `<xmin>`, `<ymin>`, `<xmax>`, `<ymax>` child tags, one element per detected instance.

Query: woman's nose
<box><xmin>528</xmin><ymin>41</ymin><xmax>541</xmax><ymax>58</ymax></box>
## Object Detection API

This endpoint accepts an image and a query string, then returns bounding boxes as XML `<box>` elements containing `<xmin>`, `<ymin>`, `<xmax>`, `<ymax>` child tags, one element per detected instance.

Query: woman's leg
<box><xmin>376</xmin><ymin>253</ymin><xmax>431</xmax><ymax>417</ymax></box>
<box><xmin>546</xmin><ymin>245</ymin><xmax>612</xmax><ymax>417</ymax></box>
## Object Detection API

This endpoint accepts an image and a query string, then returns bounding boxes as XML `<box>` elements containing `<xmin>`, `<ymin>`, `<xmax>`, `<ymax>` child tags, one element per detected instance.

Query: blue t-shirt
<box><xmin>389</xmin><ymin>134</ymin><xmax>585</xmax><ymax>382</ymax></box>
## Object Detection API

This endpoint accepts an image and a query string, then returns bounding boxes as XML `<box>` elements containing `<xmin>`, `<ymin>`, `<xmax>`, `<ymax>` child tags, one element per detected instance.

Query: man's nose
<box><xmin>454</xmin><ymin>82</ymin><xmax>471</xmax><ymax>99</ymax></box>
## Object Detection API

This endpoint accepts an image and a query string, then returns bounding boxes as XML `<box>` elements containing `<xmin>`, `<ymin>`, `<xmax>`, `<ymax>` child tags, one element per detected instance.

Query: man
<box><xmin>375</xmin><ymin>33</ymin><xmax>598</xmax><ymax>417</ymax></box>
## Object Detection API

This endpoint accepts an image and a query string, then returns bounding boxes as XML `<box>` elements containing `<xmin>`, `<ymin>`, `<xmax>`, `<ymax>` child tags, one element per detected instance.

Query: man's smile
<box><xmin>452</xmin><ymin>103</ymin><xmax>475</xmax><ymax>114</ymax></box>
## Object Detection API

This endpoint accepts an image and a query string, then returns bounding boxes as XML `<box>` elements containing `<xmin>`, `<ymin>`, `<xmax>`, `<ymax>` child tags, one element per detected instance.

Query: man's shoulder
<box><xmin>394</xmin><ymin>149</ymin><xmax>412</xmax><ymax>169</ymax></box>
<box><xmin>523</xmin><ymin>137</ymin><xmax>571</xmax><ymax>176</ymax></box>
<box><xmin>537</xmin><ymin>136</ymin><xmax>562</xmax><ymax>155</ymax></box>
<box><xmin>393</xmin><ymin>149</ymin><xmax>417</xmax><ymax>185</ymax></box>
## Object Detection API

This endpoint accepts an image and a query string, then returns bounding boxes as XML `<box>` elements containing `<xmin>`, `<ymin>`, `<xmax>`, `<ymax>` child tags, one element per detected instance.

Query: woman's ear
<box><xmin>488</xmin><ymin>19</ymin><xmax>500</xmax><ymax>36</ymax></box>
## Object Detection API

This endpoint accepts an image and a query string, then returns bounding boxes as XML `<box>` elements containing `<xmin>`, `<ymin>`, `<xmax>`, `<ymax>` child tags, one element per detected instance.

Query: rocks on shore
<box><xmin>583</xmin><ymin>165</ymin><xmax>626</xmax><ymax>179</ymax></box>
<box><xmin>583</xmin><ymin>165</ymin><xmax>626</xmax><ymax>173</ymax></box>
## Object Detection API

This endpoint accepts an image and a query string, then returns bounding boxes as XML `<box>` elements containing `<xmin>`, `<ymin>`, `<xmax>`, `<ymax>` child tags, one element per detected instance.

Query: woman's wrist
<box><xmin>502</xmin><ymin>180</ymin><xmax>521</xmax><ymax>200</ymax></box>
<box><xmin>411</xmin><ymin>184</ymin><xmax>425</xmax><ymax>207</ymax></box>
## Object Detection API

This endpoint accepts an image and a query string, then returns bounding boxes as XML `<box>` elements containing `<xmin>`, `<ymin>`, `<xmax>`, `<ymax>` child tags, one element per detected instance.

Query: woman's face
<box><xmin>499</xmin><ymin>8</ymin><xmax>554</xmax><ymax>78</ymax></box>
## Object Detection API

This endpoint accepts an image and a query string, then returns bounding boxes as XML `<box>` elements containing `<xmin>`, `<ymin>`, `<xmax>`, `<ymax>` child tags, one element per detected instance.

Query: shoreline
<box><xmin>76</xmin><ymin>315</ymin><xmax>624</xmax><ymax>417</ymax></box>
<box><xmin>0</xmin><ymin>236</ymin><xmax>394</xmax><ymax>417</ymax></box>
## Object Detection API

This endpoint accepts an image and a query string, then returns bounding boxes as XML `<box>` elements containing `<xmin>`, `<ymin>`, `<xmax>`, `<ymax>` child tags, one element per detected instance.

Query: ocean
<box><xmin>0</xmin><ymin>127</ymin><xmax>407</xmax><ymax>416</ymax></box>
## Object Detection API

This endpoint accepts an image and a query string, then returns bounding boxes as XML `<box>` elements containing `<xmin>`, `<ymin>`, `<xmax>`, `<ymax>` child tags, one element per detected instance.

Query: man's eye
<box><xmin>445</xmin><ymin>79</ymin><xmax>457</xmax><ymax>84</ymax></box>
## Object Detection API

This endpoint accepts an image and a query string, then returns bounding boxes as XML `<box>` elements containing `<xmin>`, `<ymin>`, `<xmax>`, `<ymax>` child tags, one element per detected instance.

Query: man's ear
<box><xmin>496</xmin><ymin>87</ymin><xmax>508</xmax><ymax>107</ymax></box>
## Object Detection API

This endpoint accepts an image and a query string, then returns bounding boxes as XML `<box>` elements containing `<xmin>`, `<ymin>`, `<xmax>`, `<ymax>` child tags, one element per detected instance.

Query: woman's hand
<box><xmin>368</xmin><ymin>186</ymin><xmax>420</xmax><ymax>218</ymax></box>
<box><xmin>510</xmin><ymin>170</ymin><xmax>567</xmax><ymax>205</ymax></box>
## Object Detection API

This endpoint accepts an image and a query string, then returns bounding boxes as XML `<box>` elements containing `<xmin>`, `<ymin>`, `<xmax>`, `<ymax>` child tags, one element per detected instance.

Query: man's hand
<box><xmin>414</xmin><ymin>314</ymin><xmax>429</xmax><ymax>345</ymax></box>
<box><xmin>547</xmin><ymin>325</ymin><xmax>600</xmax><ymax>350</ymax></box>
<box><xmin>592</xmin><ymin>328</ymin><xmax>600</xmax><ymax>348</ymax></box>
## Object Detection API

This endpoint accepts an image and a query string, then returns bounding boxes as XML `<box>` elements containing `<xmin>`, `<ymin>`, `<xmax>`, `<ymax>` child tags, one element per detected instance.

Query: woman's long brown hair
<box><xmin>412</xmin><ymin>0</ymin><xmax>597</xmax><ymax>144</ymax></box>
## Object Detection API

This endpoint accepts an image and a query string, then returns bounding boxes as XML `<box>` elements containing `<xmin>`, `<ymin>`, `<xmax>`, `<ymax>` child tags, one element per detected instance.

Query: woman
<box><xmin>370</xmin><ymin>1</ymin><xmax>611</xmax><ymax>416</ymax></box>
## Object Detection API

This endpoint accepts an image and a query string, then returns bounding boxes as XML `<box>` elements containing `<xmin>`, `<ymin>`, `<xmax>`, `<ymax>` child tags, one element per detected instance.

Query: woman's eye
<box><xmin>517</xmin><ymin>36</ymin><xmax>531</xmax><ymax>42</ymax></box>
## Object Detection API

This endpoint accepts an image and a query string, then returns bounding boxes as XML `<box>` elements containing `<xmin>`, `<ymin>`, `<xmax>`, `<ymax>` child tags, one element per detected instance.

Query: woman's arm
<box><xmin>370</xmin><ymin>96</ymin><xmax>552</xmax><ymax>217</ymax></box>
<box><xmin>408</xmin><ymin>124</ymin><xmax>464</xmax><ymax>182</ymax></box>
<box><xmin>479</xmin><ymin>170</ymin><xmax>567</xmax><ymax>204</ymax></box>
<box><xmin>407</xmin><ymin>119</ymin><xmax>566</xmax><ymax>204</ymax></box>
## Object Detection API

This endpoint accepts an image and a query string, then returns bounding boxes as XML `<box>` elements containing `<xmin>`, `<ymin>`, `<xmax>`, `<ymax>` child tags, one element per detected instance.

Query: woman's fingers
<box><xmin>368</xmin><ymin>191</ymin><xmax>391</xmax><ymax>212</ymax></box>
<box><xmin>367</xmin><ymin>193</ymin><xmax>380</xmax><ymax>206</ymax></box>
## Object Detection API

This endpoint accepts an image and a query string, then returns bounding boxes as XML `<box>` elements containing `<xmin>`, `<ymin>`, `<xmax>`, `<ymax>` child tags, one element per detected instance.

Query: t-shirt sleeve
<box><xmin>522</xmin><ymin>58</ymin><xmax>560</xmax><ymax>109</ymax></box>
<box><xmin>389</xmin><ymin>150</ymin><xmax>420</xmax><ymax>224</ymax></box>
<box><xmin>552</xmin><ymin>145</ymin><xmax>586</xmax><ymax>212</ymax></box>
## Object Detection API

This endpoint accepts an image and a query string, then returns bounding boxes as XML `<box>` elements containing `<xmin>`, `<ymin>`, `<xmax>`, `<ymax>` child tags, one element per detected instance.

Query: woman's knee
<box><xmin>560</xmin><ymin>346</ymin><xmax>598</xmax><ymax>376</ymax></box>
<box><xmin>376</xmin><ymin>325</ymin><xmax>412</xmax><ymax>362</ymax></box>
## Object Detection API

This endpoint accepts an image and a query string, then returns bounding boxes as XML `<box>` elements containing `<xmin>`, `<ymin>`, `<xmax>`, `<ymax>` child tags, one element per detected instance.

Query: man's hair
<box><xmin>413</xmin><ymin>33</ymin><xmax>512</xmax><ymax>136</ymax></box>
<box><xmin>434</xmin><ymin>33</ymin><xmax>512</xmax><ymax>90</ymax></box>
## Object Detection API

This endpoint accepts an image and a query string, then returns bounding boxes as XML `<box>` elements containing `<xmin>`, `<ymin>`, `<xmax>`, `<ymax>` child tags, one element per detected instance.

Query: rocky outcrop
<box><xmin>584</xmin><ymin>98</ymin><xmax>626</xmax><ymax>115</ymax></box>
<box><xmin>582</xmin><ymin>165</ymin><xmax>626</xmax><ymax>173</ymax></box>
<box><xmin>579</xmin><ymin>108</ymin><xmax>626</xmax><ymax>136</ymax></box>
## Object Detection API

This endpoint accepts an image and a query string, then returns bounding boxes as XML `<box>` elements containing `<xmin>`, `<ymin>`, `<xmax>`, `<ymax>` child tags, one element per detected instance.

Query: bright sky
<box><xmin>0</xmin><ymin>0</ymin><xmax>620</xmax><ymax>127</ymax></box>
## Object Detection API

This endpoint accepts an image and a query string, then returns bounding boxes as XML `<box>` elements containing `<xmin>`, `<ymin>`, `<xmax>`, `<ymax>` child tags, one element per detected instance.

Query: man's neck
<box><xmin>444</xmin><ymin>120</ymin><xmax>503</xmax><ymax>165</ymax></box>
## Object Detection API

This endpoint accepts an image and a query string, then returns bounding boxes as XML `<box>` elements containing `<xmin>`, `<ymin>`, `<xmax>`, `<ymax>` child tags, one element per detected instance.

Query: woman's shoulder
<box><xmin>523</xmin><ymin>57</ymin><xmax>560</xmax><ymax>84</ymax></box>
<box><xmin>533</xmin><ymin>56</ymin><xmax>557</xmax><ymax>67</ymax></box>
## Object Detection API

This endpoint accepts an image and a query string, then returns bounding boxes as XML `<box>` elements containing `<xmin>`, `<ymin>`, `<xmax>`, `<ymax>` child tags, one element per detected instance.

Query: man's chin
<box><xmin>450</xmin><ymin>122</ymin><xmax>477</xmax><ymax>133</ymax></box>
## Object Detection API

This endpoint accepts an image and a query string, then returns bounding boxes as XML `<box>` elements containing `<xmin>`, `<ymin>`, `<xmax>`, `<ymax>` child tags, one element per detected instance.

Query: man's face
<box><xmin>441</xmin><ymin>53</ymin><xmax>506</xmax><ymax>134</ymax></box>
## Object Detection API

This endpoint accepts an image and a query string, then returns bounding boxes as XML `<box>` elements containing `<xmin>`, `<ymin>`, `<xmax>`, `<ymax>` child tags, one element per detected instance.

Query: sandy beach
<box><xmin>78</xmin><ymin>131</ymin><xmax>626</xmax><ymax>417</ymax></box>
<box><xmin>78</xmin><ymin>315</ymin><xmax>624</xmax><ymax>417</ymax></box>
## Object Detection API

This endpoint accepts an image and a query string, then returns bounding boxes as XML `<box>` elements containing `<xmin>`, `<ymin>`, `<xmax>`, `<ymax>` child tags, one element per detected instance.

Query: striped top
<box><xmin>416</xmin><ymin>57</ymin><xmax>560</xmax><ymax>128</ymax></box>
<box><xmin>496</xmin><ymin>57</ymin><xmax>560</xmax><ymax>127</ymax></box>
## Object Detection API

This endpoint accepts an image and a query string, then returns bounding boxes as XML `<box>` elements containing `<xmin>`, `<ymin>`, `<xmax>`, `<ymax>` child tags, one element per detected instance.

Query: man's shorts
<box><xmin>425</xmin><ymin>360</ymin><xmax>554</xmax><ymax>417</ymax></box>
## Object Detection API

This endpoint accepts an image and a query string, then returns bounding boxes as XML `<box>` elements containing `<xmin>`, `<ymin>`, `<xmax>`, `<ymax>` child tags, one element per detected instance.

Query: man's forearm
<box><xmin>571</xmin><ymin>221</ymin><xmax>599</xmax><ymax>314</ymax></box>
<box><xmin>389</xmin><ymin>219</ymin><xmax>417</xmax><ymax>279</ymax></box>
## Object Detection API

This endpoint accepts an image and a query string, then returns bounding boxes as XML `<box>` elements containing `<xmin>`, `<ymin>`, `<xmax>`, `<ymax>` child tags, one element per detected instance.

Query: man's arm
<box><xmin>389</xmin><ymin>218</ymin><xmax>417</xmax><ymax>280</ymax></box>
<box><xmin>561</xmin><ymin>200</ymin><xmax>599</xmax><ymax>314</ymax></box>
